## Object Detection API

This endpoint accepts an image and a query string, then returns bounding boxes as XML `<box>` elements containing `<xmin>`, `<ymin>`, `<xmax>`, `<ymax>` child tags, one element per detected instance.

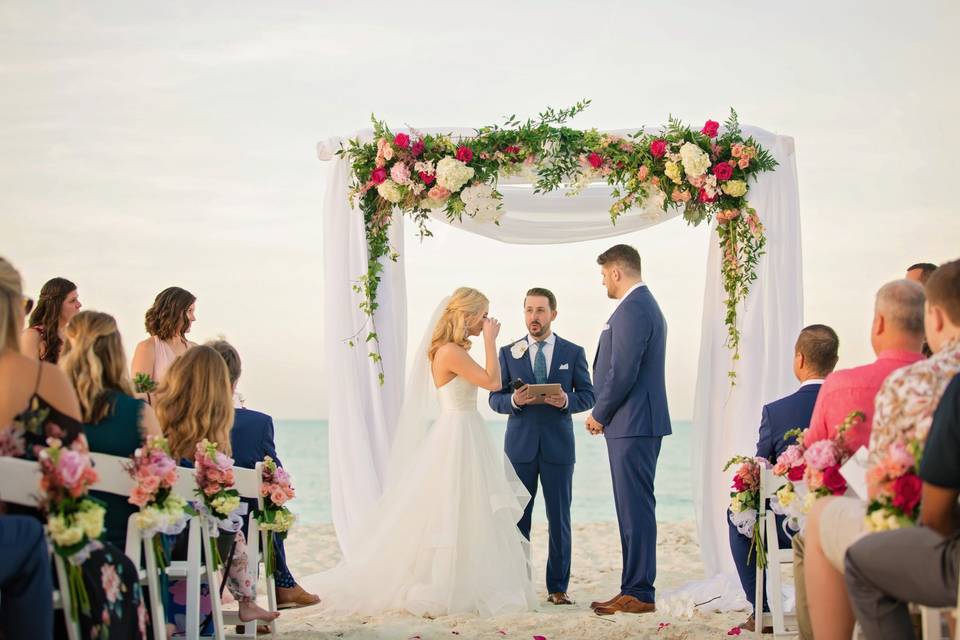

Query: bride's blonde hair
<box><xmin>428</xmin><ymin>287</ymin><xmax>489</xmax><ymax>362</ymax></box>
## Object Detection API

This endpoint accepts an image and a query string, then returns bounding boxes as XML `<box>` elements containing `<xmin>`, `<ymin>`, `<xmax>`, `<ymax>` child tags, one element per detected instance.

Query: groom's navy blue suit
<box><xmin>489</xmin><ymin>334</ymin><xmax>594</xmax><ymax>594</ymax></box>
<box><xmin>592</xmin><ymin>284</ymin><xmax>671</xmax><ymax>602</ymax></box>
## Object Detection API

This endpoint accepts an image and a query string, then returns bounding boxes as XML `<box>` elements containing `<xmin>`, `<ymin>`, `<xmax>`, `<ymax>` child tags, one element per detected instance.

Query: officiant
<box><xmin>490</xmin><ymin>288</ymin><xmax>595</xmax><ymax>605</ymax></box>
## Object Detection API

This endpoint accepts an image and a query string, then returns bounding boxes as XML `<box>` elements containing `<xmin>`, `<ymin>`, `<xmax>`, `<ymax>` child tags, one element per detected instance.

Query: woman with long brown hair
<box><xmin>20</xmin><ymin>276</ymin><xmax>81</xmax><ymax>363</ymax></box>
<box><xmin>131</xmin><ymin>286</ymin><xmax>197</xmax><ymax>388</ymax></box>
<box><xmin>60</xmin><ymin>310</ymin><xmax>162</xmax><ymax>549</ymax></box>
<box><xmin>155</xmin><ymin>346</ymin><xmax>280</xmax><ymax>628</ymax></box>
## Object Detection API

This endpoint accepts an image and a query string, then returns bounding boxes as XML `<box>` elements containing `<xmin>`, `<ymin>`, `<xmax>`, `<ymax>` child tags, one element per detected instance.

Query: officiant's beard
<box><xmin>527</xmin><ymin>320</ymin><xmax>550</xmax><ymax>338</ymax></box>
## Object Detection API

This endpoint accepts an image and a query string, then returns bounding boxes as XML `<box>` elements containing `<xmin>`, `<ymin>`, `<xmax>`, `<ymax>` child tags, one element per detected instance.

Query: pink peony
<box><xmin>371</xmin><ymin>167</ymin><xmax>388</xmax><ymax>185</ymax></box>
<box><xmin>427</xmin><ymin>185</ymin><xmax>451</xmax><ymax>201</ymax></box>
<box><xmin>587</xmin><ymin>152</ymin><xmax>603</xmax><ymax>169</ymax></box>
<box><xmin>892</xmin><ymin>474</ymin><xmax>922</xmax><ymax>513</ymax></box>
<box><xmin>701</xmin><ymin>120</ymin><xmax>720</xmax><ymax>138</ymax></box>
<box><xmin>393</xmin><ymin>133</ymin><xmax>410</xmax><ymax>149</ymax></box>
<box><xmin>390</xmin><ymin>162</ymin><xmax>412</xmax><ymax>185</ymax></box>
<box><xmin>649</xmin><ymin>139</ymin><xmax>667</xmax><ymax>158</ymax></box>
<box><xmin>804</xmin><ymin>440</ymin><xmax>839</xmax><ymax>470</ymax></box>
<box><xmin>671</xmin><ymin>188</ymin><xmax>691</xmax><ymax>203</ymax></box>
<box><xmin>411</xmin><ymin>139</ymin><xmax>425</xmax><ymax>158</ymax></box>
<box><xmin>57</xmin><ymin>450</ymin><xmax>86</xmax><ymax>487</ymax></box>
<box><xmin>456</xmin><ymin>146</ymin><xmax>474</xmax><ymax>163</ymax></box>
<box><xmin>712</xmin><ymin>162</ymin><xmax>734</xmax><ymax>181</ymax></box>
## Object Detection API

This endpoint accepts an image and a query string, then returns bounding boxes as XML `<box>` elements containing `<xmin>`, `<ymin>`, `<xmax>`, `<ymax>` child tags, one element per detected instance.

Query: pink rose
<box><xmin>371</xmin><ymin>167</ymin><xmax>388</xmax><ymax>185</ymax></box>
<box><xmin>57</xmin><ymin>450</ymin><xmax>85</xmax><ymax>487</ymax></box>
<box><xmin>738</xmin><ymin>157</ymin><xmax>750</xmax><ymax>170</ymax></box>
<box><xmin>129</xmin><ymin>486</ymin><xmax>152</xmax><ymax>507</ymax></box>
<box><xmin>587</xmin><ymin>152</ymin><xmax>603</xmax><ymax>169</ymax></box>
<box><xmin>141</xmin><ymin>475</ymin><xmax>161</xmax><ymax>494</ymax></box>
<box><xmin>671</xmin><ymin>188</ymin><xmax>691</xmax><ymax>203</ymax></box>
<box><xmin>892</xmin><ymin>474</ymin><xmax>922</xmax><ymax>513</ymax></box>
<box><xmin>649</xmin><ymin>139</ymin><xmax>667</xmax><ymax>158</ymax></box>
<box><xmin>411</xmin><ymin>139</ymin><xmax>425</xmax><ymax>158</ymax></box>
<box><xmin>701</xmin><ymin>120</ymin><xmax>720</xmax><ymax>138</ymax></box>
<box><xmin>716</xmin><ymin>209</ymin><xmax>740</xmax><ymax>223</ymax></box>
<box><xmin>637</xmin><ymin>165</ymin><xmax>649</xmax><ymax>181</ymax></box>
<box><xmin>418</xmin><ymin>171</ymin><xmax>435</xmax><ymax>185</ymax></box>
<box><xmin>270</xmin><ymin>487</ymin><xmax>289</xmax><ymax>506</ymax></box>
<box><xmin>730</xmin><ymin>143</ymin><xmax>744</xmax><ymax>158</ymax></box>
<box><xmin>712</xmin><ymin>162</ymin><xmax>734</xmax><ymax>181</ymax></box>
<box><xmin>456</xmin><ymin>146</ymin><xmax>473</xmax><ymax>163</ymax></box>
<box><xmin>806</xmin><ymin>468</ymin><xmax>824</xmax><ymax>491</ymax></box>
<box><xmin>390</xmin><ymin>162</ymin><xmax>412</xmax><ymax>185</ymax></box>
<box><xmin>427</xmin><ymin>185</ymin><xmax>451</xmax><ymax>201</ymax></box>
<box><xmin>697</xmin><ymin>188</ymin><xmax>716</xmax><ymax>203</ymax></box>
<box><xmin>773</xmin><ymin>462</ymin><xmax>789</xmax><ymax>476</ymax></box>
<box><xmin>393</xmin><ymin>133</ymin><xmax>410</xmax><ymax>149</ymax></box>
<box><xmin>689</xmin><ymin>174</ymin><xmax>706</xmax><ymax>189</ymax></box>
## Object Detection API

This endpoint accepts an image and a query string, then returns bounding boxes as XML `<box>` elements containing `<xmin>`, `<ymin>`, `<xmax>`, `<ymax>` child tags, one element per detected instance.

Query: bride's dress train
<box><xmin>300</xmin><ymin>376</ymin><xmax>536</xmax><ymax>617</ymax></box>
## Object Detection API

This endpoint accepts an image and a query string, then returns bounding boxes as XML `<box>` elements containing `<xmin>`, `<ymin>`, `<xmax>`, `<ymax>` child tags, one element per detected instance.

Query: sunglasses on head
<box><xmin>23</xmin><ymin>296</ymin><xmax>34</xmax><ymax>315</ymax></box>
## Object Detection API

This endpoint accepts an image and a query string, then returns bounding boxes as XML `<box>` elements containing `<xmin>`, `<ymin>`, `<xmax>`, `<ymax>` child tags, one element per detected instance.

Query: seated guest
<box><xmin>20</xmin><ymin>277</ymin><xmax>81</xmax><ymax>364</ymax></box>
<box><xmin>157</xmin><ymin>346</ymin><xmax>280</xmax><ymax>627</ymax></box>
<box><xmin>906</xmin><ymin>262</ymin><xmax>938</xmax><ymax>284</ymax></box>
<box><xmin>207</xmin><ymin>339</ymin><xmax>320</xmax><ymax>609</ymax></box>
<box><xmin>732</xmin><ymin>324</ymin><xmax>838</xmax><ymax>632</ymax></box>
<box><xmin>131</xmin><ymin>286</ymin><xmax>197</xmax><ymax>393</ymax></box>
<box><xmin>805</xmin><ymin>260</ymin><xmax>960</xmax><ymax>640</ymax></box>
<box><xmin>844</xmin><ymin>372</ymin><xmax>960</xmax><ymax>640</ymax></box>
<box><xmin>61</xmin><ymin>310</ymin><xmax>163</xmax><ymax>549</ymax></box>
<box><xmin>0</xmin><ymin>515</ymin><xmax>53</xmax><ymax>640</ymax></box>
<box><xmin>803</xmin><ymin>279</ymin><xmax>926</xmax><ymax>453</ymax></box>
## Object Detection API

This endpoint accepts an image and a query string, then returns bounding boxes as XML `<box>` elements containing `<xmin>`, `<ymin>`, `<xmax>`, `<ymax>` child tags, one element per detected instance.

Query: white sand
<box><xmin>263</xmin><ymin>521</ymin><xmax>748</xmax><ymax>639</ymax></box>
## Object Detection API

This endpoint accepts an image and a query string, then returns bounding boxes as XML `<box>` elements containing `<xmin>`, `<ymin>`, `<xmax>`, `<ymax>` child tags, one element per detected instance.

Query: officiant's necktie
<box><xmin>534</xmin><ymin>341</ymin><xmax>548</xmax><ymax>384</ymax></box>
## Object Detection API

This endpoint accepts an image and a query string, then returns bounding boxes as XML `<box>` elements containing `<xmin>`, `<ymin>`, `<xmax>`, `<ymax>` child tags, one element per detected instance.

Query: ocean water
<box><xmin>274</xmin><ymin>419</ymin><xmax>694</xmax><ymax>525</ymax></box>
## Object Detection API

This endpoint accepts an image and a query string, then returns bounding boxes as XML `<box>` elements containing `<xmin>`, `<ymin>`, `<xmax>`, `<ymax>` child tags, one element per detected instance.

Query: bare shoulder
<box><xmin>435</xmin><ymin>342</ymin><xmax>467</xmax><ymax>362</ymax></box>
<box><xmin>134</xmin><ymin>337</ymin><xmax>155</xmax><ymax>355</ymax></box>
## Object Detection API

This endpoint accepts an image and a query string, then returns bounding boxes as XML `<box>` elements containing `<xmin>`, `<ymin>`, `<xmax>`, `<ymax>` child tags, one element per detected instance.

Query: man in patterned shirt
<box><xmin>804</xmin><ymin>259</ymin><xmax>960</xmax><ymax>640</ymax></box>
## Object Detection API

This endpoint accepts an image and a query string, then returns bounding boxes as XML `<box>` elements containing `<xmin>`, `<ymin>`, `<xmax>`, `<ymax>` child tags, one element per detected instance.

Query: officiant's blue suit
<box><xmin>489</xmin><ymin>334</ymin><xmax>594</xmax><ymax>594</ymax></box>
<box><xmin>592</xmin><ymin>285</ymin><xmax>671</xmax><ymax>603</ymax></box>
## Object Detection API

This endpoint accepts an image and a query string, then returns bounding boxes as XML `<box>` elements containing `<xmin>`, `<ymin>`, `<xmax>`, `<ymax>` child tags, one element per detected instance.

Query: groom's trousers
<box><xmin>512</xmin><ymin>451</ymin><xmax>574</xmax><ymax>594</ymax></box>
<box><xmin>607</xmin><ymin>435</ymin><xmax>662</xmax><ymax>602</ymax></box>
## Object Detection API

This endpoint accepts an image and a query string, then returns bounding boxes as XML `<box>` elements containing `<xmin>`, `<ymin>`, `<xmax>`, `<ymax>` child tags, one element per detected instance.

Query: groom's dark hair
<box><xmin>525</xmin><ymin>287</ymin><xmax>557</xmax><ymax>311</ymax></box>
<box><xmin>597</xmin><ymin>244</ymin><xmax>642</xmax><ymax>276</ymax></box>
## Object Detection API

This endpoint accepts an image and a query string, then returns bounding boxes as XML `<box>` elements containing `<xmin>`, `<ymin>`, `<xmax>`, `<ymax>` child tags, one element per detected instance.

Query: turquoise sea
<box><xmin>274</xmin><ymin>419</ymin><xmax>694</xmax><ymax>525</ymax></box>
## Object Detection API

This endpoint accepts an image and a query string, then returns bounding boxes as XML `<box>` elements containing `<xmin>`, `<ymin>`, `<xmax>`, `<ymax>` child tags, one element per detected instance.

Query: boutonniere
<box><xmin>510</xmin><ymin>340</ymin><xmax>529</xmax><ymax>359</ymax></box>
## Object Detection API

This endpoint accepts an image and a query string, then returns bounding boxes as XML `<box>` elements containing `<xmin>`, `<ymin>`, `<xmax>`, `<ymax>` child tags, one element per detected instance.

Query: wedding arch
<box><xmin>316</xmin><ymin>102</ymin><xmax>803</xmax><ymax>580</ymax></box>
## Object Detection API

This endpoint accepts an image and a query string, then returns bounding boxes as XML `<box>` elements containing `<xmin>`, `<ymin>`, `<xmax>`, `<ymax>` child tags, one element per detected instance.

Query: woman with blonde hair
<box><xmin>301</xmin><ymin>287</ymin><xmax>536</xmax><ymax>617</ymax></box>
<box><xmin>21</xmin><ymin>276</ymin><xmax>82</xmax><ymax>363</ymax></box>
<box><xmin>131</xmin><ymin>286</ymin><xmax>197</xmax><ymax>390</ymax></box>
<box><xmin>155</xmin><ymin>346</ymin><xmax>280</xmax><ymax>628</ymax></box>
<box><xmin>60</xmin><ymin>310</ymin><xmax>162</xmax><ymax>549</ymax></box>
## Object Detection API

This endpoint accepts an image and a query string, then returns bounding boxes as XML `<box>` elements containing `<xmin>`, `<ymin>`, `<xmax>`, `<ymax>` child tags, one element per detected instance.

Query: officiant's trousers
<box><xmin>512</xmin><ymin>454</ymin><xmax>573</xmax><ymax>594</ymax></box>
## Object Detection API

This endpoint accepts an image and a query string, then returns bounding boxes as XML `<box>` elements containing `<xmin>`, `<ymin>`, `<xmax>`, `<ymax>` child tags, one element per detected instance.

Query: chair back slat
<box><xmin>232</xmin><ymin>463</ymin><xmax>263</xmax><ymax>501</ymax></box>
<box><xmin>88</xmin><ymin>452</ymin><xmax>136</xmax><ymax>496</ymax></box>
<box><xmin>0</xmin><ymin>456</ymin><xmax>43</xmax><ymax>506</ymax></box>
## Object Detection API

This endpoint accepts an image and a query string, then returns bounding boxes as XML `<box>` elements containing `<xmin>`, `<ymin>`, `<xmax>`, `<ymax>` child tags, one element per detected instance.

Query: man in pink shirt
<box><xmin>803</xmin><ymin>279</ymin><xmax>926</xmax><ymax>453</ymax></box>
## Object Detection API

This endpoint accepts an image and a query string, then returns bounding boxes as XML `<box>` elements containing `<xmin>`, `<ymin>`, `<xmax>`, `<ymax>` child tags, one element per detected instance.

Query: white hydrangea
<box><xmin>460</xmin><ymin>183</ymin><xmax>501</xmax><ymax>223</ymax></box>
<box><xmin>436</xmin><ymin>157</ymin><xmax>475</xmax><ymax>192</ymax></box>
<box><xmin>376</xmin><ymin>179</ymin><xmax>404</xmax><ymax>204</ymax></box>
<box><xmin>679</xmin><ymin>142</ymin><xmax>711</xmax><ymax>178</ymax></box>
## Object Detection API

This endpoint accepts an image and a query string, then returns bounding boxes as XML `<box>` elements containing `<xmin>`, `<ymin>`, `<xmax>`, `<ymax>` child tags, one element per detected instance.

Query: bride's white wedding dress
<box><xmin>301</xmin><ymin>375</ymin><xmax>537</xmax><ymax>617</ymax></box>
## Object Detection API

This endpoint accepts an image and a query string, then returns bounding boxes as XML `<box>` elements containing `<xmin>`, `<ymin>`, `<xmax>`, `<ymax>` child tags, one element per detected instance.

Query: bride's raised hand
<box><xmin>482</xmin><ymin>317</ymin><xmax>501</xmax><ymax>342</ymax></box>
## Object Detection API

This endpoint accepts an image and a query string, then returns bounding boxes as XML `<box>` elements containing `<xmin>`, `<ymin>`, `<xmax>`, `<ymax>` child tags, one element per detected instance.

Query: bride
<box><xmin>302</xmin><ymin>287</ymin><xmax>537</xmax><ymax>617</ymax></box>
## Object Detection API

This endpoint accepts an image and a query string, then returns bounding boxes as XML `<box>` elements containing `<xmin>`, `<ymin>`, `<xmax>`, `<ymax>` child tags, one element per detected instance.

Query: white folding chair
<box><xmin>0</xmin><ymin>455</ymin><xmax>81</xmax><ymax>640</ymax></box>
<box><xmin>755</xmin><ymin>466</ymin><xmax>797</xmax><ymax>637</ymax></box>
<box><xmin>88</xmin><ymin>452</ymin><xmax>167</xmax><ymax>640</ymax></box>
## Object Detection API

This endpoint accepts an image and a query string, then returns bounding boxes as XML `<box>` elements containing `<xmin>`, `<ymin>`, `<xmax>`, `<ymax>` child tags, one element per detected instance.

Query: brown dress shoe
<box><xmin>739</xmin><ymin>613</ymin><xmax>773</xmax><ymax>633</ymax></box>
<box><xmin>594</xmin><ymin>594</ymin><xmax>656</xmax><ymax>616</ymax></box>
<box><xmin>548</xmin><ymin>592</ymin><xmax>574</xmax><ymax>605</ymax></box>
<box><xmin>276</xmin><ymin>584</ymin><xmax>321</xmax><ymax>610</ymax></box>
<box><xmin>589</xmin><ymin>593</ymin><xmax>622</xmax><ymax>610</ymax></box>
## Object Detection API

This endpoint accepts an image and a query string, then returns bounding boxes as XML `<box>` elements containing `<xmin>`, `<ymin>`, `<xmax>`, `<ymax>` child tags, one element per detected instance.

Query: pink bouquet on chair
<box><xmin>192</xmin><ymin>439</ymin><xmax>244</xmax><ymax>571</ymax></box>
<box><xmin>865</xmin><ymin>435</ymin><xmax>923</xmax><ymax>531</ymax></box>
<box><xmin>255</xmin><ymin>456</ymin><xmax>297</xmax><ymax>578</ymax></box>
<box><xmin>38</xmin><ymin>435</ymin><xmax>105</xmax><ymax>622</ymax></box>
<box><xmin>724</xmin><ymin>455</ymin><xmax>769</xmax><ymax>568</ymax></box>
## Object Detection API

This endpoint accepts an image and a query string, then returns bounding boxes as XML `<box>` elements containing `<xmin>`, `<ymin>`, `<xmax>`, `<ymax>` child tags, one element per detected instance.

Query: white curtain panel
<box><xmin>318</xmin><ymin>125</ymin><xmax>802</xmax><ymax>582</ymax></box>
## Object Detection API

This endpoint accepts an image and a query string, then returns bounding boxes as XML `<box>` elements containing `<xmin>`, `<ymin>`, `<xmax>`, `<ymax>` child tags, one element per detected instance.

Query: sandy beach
<box><xmin>260</xmin><ymin>521</ymin><xmax>747</xmax><ymax>639</ymax></box>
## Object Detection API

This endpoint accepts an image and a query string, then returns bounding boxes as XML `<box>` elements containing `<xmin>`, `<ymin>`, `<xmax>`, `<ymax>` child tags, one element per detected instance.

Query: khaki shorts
<box><xmin>818</xmin><ymin>496</ymin><xmax>868</xmax><ymax>572</ymax></box>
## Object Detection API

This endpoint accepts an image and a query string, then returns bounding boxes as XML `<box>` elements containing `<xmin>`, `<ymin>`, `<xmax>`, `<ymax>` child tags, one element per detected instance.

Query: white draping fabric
<box><xmin>318</xmin><ymin>125</ymin><xmax>803</xmax><ymax>596</ymax></box>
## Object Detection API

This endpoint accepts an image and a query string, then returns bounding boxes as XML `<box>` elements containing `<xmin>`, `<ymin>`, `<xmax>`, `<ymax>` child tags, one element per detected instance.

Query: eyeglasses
<box><xmin>23</xmin><ymin>296</ymin><xmax>34</xmax><ymax>315</ymax></box>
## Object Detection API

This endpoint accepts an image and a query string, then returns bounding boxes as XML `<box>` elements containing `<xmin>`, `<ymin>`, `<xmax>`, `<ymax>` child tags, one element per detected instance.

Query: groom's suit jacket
<box><xmin>592</xmin><ymin>285</ymin><xmax>671</xmax><ymax>438</ymax></box>
<box><xmin>489</xmin><ymin>335</ymin><xmax>595</xmax><ymax>464</ymax></box>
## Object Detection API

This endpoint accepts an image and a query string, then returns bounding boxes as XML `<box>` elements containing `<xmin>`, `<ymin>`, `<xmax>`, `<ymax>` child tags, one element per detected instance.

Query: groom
<box><xmin>489</xmin><ymin>287</ymin><xmax>595</xmax><ymax>605</ymax></box>
<box><xmin>587</xmin><ymin>244</ymin><xmax>671</xmax><ymax>616</ymax></box>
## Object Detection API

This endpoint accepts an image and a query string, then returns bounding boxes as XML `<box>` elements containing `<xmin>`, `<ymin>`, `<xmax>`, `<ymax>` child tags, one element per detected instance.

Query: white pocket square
<box><xmin>559</xmin><ymin>363</ymin><xmax>569</xmax><ymax>370</ymax></box>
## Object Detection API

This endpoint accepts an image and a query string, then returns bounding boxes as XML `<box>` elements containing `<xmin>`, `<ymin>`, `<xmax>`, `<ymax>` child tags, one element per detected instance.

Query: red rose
<box><xmin>587</xmin><ymin>152</ymin><xmax>603</xmax><ymax>169</ymax></box>
<box><xmin>712</xmin><ymin>162</ymin><xmax>734</xmax><ymax>181</ymax></box>
<box><xmin>456</xmin><ymin>146</ymin><xmax>473</xmax><ymax>163</ymax></box>
<box><xmin>732</xmin><ymin>475</ymin><xmax>745</xmax><ymax>491</ymax></box>
<box><xmin>649</xmin><ymin>139</ymin><xmax>667</xmax><ymax>158</ymax></box>
<box><xmin>393</xmin><ymin>133</ymin><xmax>410</xmax><ymax>149</ymax></box>
<box><xmin>503</xmin><ymin>145</ymin><xmax>521</xmax><ymax>155</ymax></box>
<box><xmin>697</xmin><ymin>188</ymin><xmax>716</xmax><ymax>203</ymax></box>
<box><xmin>701</xmin><ymin>120</ymin><xmax>720</xmax><ymax>138</ymax></box>
<box><xmin>418</xmin><ymin>172</ymin><xmax>435</xmax><ymax>185</ymax></box>
<box><xmin>371</xmin><ymin>167</ymin><xmax>388</xmax><ymax>185</ymax></box>
<box><xmin>787</xmin><ymin>464</ymin><xmax>806</xmax><ymax>482</ymax></box>
<box><xmin>892</xmin><ymin>473</ymin><xmax>923</xmax><ymax>513</ymax></box>
<box><xmin>823</xmin><ymin>465</ymin><xmax>847</xmax><ymax>495</ymax></box>
<box><xmin>411</xmin><ymin>139</ymin><xmax>425</xmax><ymax>158</ymax></box>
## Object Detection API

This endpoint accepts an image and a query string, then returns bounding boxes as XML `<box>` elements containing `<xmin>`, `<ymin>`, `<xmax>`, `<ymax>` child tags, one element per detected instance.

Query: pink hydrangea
<box><xmin>390</xmin><ymin>162</ymin><xmax>412</xmax><ymax>185</ymax></box>
<box><xmin>804</xmin><ymin>440</ymin><xmax>839</xmax><ymax>470</ymax></box>
<box><xmin>779</xmin><ymin>444</ymin><xmax>804</xmax><ymax>467</ymax></box>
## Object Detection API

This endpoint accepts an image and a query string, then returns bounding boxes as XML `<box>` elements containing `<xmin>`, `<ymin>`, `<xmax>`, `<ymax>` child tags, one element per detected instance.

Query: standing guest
<box><xmin>489</xmin><ymin>288</ymin><xmax>595</xmax><ymax>606</ymax></box>
<box><xmin>804</xmin><ymin>260</ymin><xmax>960</xmax><ymax>640</ymax></box>
<box><xmin>586</xmin><ymin>245</ymin><xmax>671</xmax><ymax>616</ymax></box>
<box><xmin>906</xmin><ymin>262</ymin><xmax>938</xmax><ymax>284</ymax></box>
<box><xmin>731</xmin><ymin>324</ymin><xmax>838</xmax><ymax>632</ymax></box>
<box><xmin>206</xmin><ymin>339</ymin><xmax>320</xmax><ymax>610</ymax></box>
<box><xmin>131</xmin><ymin>286</ymin><xmax>197</xmax><ymax>390</ymax></box>
<box><xmin>0</xmin><ymin>515</ymin><xmax>54</xmax><ymax>640</ymax></box>
<box><xmin>843</xmin><ymin>373</ymin><xmax>960</xmax><ymax>640</ymax></box>
<box><xmin>20</xmin><ymin>277</ymin><xmax>81</xmax><ymax>363</ymax></box>
<box><xmin>61</xmin><ymin>310</ymin><xmax>163</xmax><ymax>549</ymax></box>
<box><xmin>156</xmin><ymin>346</ymin><xmax>280</xmax><ymax>627</ymax></box>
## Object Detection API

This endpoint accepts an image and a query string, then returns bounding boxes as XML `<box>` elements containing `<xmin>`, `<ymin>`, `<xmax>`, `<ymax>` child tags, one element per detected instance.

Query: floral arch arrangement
<box><xmin>338</xmin><ymin>101</ymin><xmax>777</xmax><ymax>382</ymax></box>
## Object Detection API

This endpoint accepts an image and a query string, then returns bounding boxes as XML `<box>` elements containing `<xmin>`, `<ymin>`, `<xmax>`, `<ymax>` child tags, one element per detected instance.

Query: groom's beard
<box><xmin>528</xmin><ymin>323</ymin><xmax>548</xmax><ymax>338</ymax></box>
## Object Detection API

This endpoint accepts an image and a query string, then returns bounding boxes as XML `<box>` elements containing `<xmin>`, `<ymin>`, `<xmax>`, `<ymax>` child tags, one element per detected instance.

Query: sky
<box><xmin>2</xmin><ymin>1</ymin><xmax>958</xmax><ymax>420</ymax></box>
